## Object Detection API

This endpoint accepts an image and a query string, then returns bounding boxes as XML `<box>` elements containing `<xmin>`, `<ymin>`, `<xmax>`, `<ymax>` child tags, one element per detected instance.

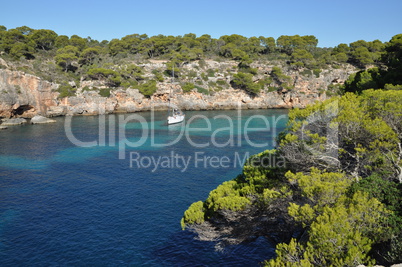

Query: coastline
<box><xmin>0</xmin><ymin>62</ymin><xmax>356</xmax><ymax>120</ymax></box>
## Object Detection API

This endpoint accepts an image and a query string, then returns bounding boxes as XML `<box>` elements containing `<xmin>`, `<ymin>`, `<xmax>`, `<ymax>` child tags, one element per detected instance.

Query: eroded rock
<box><xmin>1</xmin><ymin>118</ymin><xmax>27</xmax><ymax>126</ymax></box>
<box><xmin>30</xmin><ymin>115</ymin><xmax>56</xmax><ymax>124</ymax></box>
<box><xmin>0</xmin><ymin>62</ymin><xmax>358</xmax><ymax>117</ymax></box>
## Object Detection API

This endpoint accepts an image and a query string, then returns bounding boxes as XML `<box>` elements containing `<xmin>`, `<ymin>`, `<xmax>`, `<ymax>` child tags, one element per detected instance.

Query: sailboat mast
<box><xmin>168</xmin><ymin>66</ymin><xmax>174</xmax><ymax>116</ymax></box>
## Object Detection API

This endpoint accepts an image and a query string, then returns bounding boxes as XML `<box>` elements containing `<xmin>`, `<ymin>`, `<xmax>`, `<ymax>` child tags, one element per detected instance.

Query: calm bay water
<box><xmin>0</xmin><ymin>109</ymin><xmax>288</xmax><ymax>266</ymax></box>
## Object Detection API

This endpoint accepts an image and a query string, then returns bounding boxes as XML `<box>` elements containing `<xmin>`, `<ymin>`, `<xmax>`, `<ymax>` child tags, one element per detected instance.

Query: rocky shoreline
<box><xmin>0</xmin><ymin>61</ymin><xmax>357</xmax><ymax>123</ymax></box>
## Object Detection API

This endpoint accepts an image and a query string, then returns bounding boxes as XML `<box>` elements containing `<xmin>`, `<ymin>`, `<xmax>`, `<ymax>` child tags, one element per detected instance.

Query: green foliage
<box><xmin>267</xmin><ymin>86</ymin><xmax>278</xmax><ymax>92</ymax></box>
<box><xmin>287</xmin><ymin>168</ymin><xmax>352</xmax><ymax>207</ymax></box>
<box><xmin>334</xmin><ymin>52</ymin><xmax>348</xmax><ymax>63</ymax></box>
<box><xmin>57</xmin><ymin>83</ymin><xmax>76</xmax><ymax>98</ymax></box>
<box><xmin>268</xmin><ymin>90</ymin><xmax>402</xmax><ymax>265</ymax></box>
<box><xmin>181</xmin><ymin>201</ymin><xmax>205</xmax><ymax>229</ymax></box>
<box><xmin>300</xmin><ymin>69</ymin><xmax>312</xmax><ymax>77</ymax></box>
<box><xmin>276</xmin><ymin>35</ymin><xmax>318</xmax><ymax>55</ymax></box>
<box><xmin>347</xmin><ymin>39</ymin><xmax>385</xmax><ymax>67</ymax></box>
<box><xmin>3</xmin><ymin>29</ymin><xmax>402</xmax><ymax>265</ymax></box>
<box><xmin>180</xmin><ymin>68</ymin><xmax>402</xmax><ymax>266</ymax></box>
<box><xmin>186</xmin><ymin>70</ymin><xmax>198</xmax><ymax>79</ymax></box>
<box><xmin>216</xmin><ymin>79</ymin><xmax>227</xmax><ymax>87</ymax></box>
<box><xmin>9</xmin><ymin>42</ymin><xmax>35</xmax><ymax>59</ymax></box>
<box><xmin>0</xmin><ymin>25</ymin><xmax>399</xmax><ymax>91</ymax></box>
<box><xmin>2</xmin><ymin>26</ymin><xmax>398</xmax><ymax>101</ymax></box>
<box><xmin>181</xmin><ymin>149</ymin><xmax>286</xmax><ymax>228</ymax></box>
<box><xmin>267</xmin><ymin>187</ymin><xmax>389</xmax><ymax>266</ymax></box>
<box><xmin>55</xmin><ymin>45</ymin><xmax>79</xmax><ymax>72</ymax></box>
<box><xmin>87</xmin><ymin>68</ymin><xmax>121</xmax><ymax>87</ymax></box>
<box><xmin>152</xmin><ymin>69</ymin><xmax>164</xmax><ymax>82</ymax></box>
<box><xmin>99</xmin><ymin>88</ymin><xmax>111</xmax><ymax>97</ymax></box>
<box><xmin>348</xmin><ymin>173</ymin><xmax>402</xmax><ymax>261</ymax></box>
<box><xmin>270</xmin><ymin>67</ymin><xmax>293</xmax><ymax>90</ymax></box>
<box><xmin>280</xmin><ymin>91</ymin><xmax>402</xmax><ymax>181</ymax></box>
<box><xmin>326</xmin><ymin>83</ymin><xmax>342</xmax><ymax>96</ymax></box>
<box><xmin>312</xmin><ymin>69</ymin><xmax>321</xmax><ymax>78</ymax></box>
<box><xmin>382</xmin><ymin>34</ymin><xmax>402</xmax><ymax>85</ymax></box>
<box><xmin>200</xmin><ymin>72</ymin><xmax>208</xmax><ymax>81</ymax></box>
<box><xmin>206</xmin><ymin>68</ymin><xmax>215</xmax><ymax>77</ymax></box>
<box><xmin>177</xmin><ymin>45</ymin><xmax>203</xmax><ymax>62</ymax></box>
<box><xmin>384</xmin><ymin>83</ymin><xmax>402</xmax><ymax>90</ymax></box>
<box><xmin>384</xmin><ymin>233</ymin><xmax>402</xmax><ymax>263</ymax></box>
<box><xmin>55</xmin><ymin>35</ymin><xmax>69</xmax><ymax>48</ymax></box>
<box><xmin>0</xmin><ymin>28</ymin><xmax>35</xmax><ymax>59</ymax></box>
<box><xmin>213</xmin><ymin>195</ymin><xmax>251</xmax><ymax>211</ymax></box>
<box><xmin>232</xmin><ymin>72</ymin><xmax>261</xmax><ymax>94</ymax></box>
<box><xmin>290</xmin><ymin>49</ymin><xmax>314</xmax><ymax>68</ymax></box>
<box><xmin>165</xmin><ymin>61</ymin><xmax>180</xmax><ymax>77</ymax></box>
<box><xmin>138</xmin><ymin>80</ymin><xmax>157</xmax><ymax>97</ymax></box>
<box><xmin>30</xmin><ymin>29</ymin><xmax>58</xmax><ymax>51</ymax></box>
<box><xmin>195</xmin><ymin>85</ymin><xmax>209</xmax><ymax>95</ymax></box>
<box><xmin>119</xmin><ymin>64</ymin><xmax>144</xmax><ymax>82</ymax></box>
<box><xmin>69</xmin><ymin>35</ymin><xmax>87</xmax><ymax>51</ymax></box>
<box><xmin>259</xmin><ymin>36</ymin><xmax>276</xmax><ymax>53</ymax></box>
<box><xmin>181</xmin><ymin>82</ymin><xmax>195</xmax><ymax>93</ymax></box>
<box><xmin>79</xmin><ymin>47</ymin><xmax>101</xmax><ymax>65</ymax></box>
<box><xmin>204</xmin><ymin>180</ymin><xmax>251</xmax><ymax>212</ymax></box>
<box><xmin>350</xmin><ymin>46</ymin><xmax>374</xmax><ymax>66</ymax></box>
<box><xmin>108</xmin><ymin>38</ymin><xmax>126</xmax><ymax>56</ymax></box>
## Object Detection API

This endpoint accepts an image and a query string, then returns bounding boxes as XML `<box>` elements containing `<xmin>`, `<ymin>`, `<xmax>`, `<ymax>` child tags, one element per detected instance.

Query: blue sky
<box><xmin>2</xmin><ymin>0</ymin><xmax>401</xmax><ymax>47</ymax></box>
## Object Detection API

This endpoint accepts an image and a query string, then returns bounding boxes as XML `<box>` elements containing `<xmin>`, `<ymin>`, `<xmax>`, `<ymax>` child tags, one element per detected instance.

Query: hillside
<box><xmin>0</xmin><ymin>25</ymin><xmax>389</xmax><ymax>119</ymax></box>
<box><xmin>181</xmin><ymin>33</ymin><xmax>402</xmax><ymax>266</ymax></box>
<box><xmin>0</xmin><ymin>58</ymin><xmax>356</xmax><ymax>118</ymax></box>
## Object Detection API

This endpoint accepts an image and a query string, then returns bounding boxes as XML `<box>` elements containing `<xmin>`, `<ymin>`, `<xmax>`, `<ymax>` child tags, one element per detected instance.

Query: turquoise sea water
<box><xmin>0</xmin><ymin>109</ymin><xmax>288</xmax><ymax>266</ymax></box>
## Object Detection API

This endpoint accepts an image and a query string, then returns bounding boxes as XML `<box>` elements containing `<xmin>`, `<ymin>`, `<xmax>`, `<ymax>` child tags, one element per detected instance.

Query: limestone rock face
<box><xmin>0</xmin><ymin>69</ymin><xmax>59</xmax><ymax>118</ymax></box>
<box><xmin>30</xmin><ymin>115</ymin><xmax>56</xmax><ymax>124</ymax></box>
<box><xmin>113</xmin><ymin>89</ymin><xmax>147</xmax><ymax>113</ymax></box>
<box><xmin>0</xmin><ymin>62</ymin><xmax>358</xmax><ymax>117</ymax></box>
<box><xmin>58</xmin><ymin>91</ymin><xmax>118</xmax><ymax>116</ymax></box>
<box><xmin>46</xmin><ymin>106</ymin><xmax>67</xmax><ymax>117</ymax></box>
<box><xmin>1</xmin><ymin>117</ymin><xmax>27</xmax><ymax>126</ymax></box>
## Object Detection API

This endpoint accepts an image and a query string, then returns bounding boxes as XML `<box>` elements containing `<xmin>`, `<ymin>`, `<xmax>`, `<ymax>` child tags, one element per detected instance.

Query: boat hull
<box><xmin>167</xmin><ymin>114</ymin><xmax>185</xmax><ymax>125</ymax></box>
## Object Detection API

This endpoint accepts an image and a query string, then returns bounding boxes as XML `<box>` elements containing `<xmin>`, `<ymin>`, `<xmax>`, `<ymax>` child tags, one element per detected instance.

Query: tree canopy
<box><xmin>182</xmin><ymin>87</ymin><xmax>402</xmax><ymax>265</ymax></box>
<box><xmin>1</xmin><ymin>25</ymin><xmax>400</xmax><ymax>99</ymax></box>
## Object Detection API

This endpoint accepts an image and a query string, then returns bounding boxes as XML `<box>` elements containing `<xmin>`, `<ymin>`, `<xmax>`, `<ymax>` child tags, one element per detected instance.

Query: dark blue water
<box><xmin>0</xmin><ymin>109</ymin><xmax>288</xmax><ymax>266</ymax></box>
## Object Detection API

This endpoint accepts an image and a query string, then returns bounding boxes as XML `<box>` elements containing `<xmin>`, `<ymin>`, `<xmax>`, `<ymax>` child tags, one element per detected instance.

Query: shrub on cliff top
<box><xmin>57</xmin><ymin>84</ymin><xmax>76</xmax><ymax>98</ymax></box>
<box><xmin>231</xmin><ymin>72</ymin><xmax>261</xmax><ymax>95</ymax></box>
<box><xmin>86</xmin><ymin>68</ymin><xmax>121</xmax><ymax>87</ymax></box>
<box><xmin>99</xmin><ymin>88</ymin><xmax>111</xmax><ymax>97</ymax></box>
<box><xmin>138</xmin><ymin>80</ymin><xmax>157</xmax><ymax>97</ymax></box>
<box><xmin>181</xmin><ymin>82</ymin><xmax>195</xmax><ymax>93</ymax></box>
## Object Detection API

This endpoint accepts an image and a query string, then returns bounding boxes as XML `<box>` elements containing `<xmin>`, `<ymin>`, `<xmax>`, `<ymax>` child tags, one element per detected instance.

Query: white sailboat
<box><xmin>167</xmin><ymin>67</ymin><xmax>185</xmax><ymax>125</ymax></box>
<box><xmin>167</xmin><ymin>108</ymin><xmax>185</xmax><ymax>125</ymax></box>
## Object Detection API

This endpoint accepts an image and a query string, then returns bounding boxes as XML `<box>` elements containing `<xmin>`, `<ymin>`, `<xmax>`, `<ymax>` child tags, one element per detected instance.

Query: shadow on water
<box><xmin>151</xmin><ymin>230</ymin><xmax>275</xmax><ymax>267</ymax></box>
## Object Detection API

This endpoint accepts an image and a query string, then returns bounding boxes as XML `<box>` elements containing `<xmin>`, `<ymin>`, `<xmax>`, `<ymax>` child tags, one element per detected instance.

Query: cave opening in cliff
<box><xmin>12</xmin><ymin>105</ymin><xmax>34</xmax><ymax>117</ymax></box>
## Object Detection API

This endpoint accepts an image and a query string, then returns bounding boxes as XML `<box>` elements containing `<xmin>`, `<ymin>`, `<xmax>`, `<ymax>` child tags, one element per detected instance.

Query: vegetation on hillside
<box><xmin>0</xmin><ymin>25</ymin><xmax>397</xmax><ymax>98</ymax></box>
<box><xmin>182</xmin><ymin>89</ymin><xmax>402</xmax><ymax>265</ymax></box>
<box><xmin>181</xmin><ymin>34</ymin><xmax>402</xmax><ymax>266</ymax></box>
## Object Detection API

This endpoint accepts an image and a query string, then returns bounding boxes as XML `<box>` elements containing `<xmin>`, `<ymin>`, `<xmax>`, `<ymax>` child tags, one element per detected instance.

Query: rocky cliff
<box><xmin>0</xmin><ymin>69</ymin><xmax>60</xmax><ymax>118</ymax></box>
<box><xmin>0</xmin><ymin>60</ymin><xmax>357</xmax><ymax>118</ymax></box>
